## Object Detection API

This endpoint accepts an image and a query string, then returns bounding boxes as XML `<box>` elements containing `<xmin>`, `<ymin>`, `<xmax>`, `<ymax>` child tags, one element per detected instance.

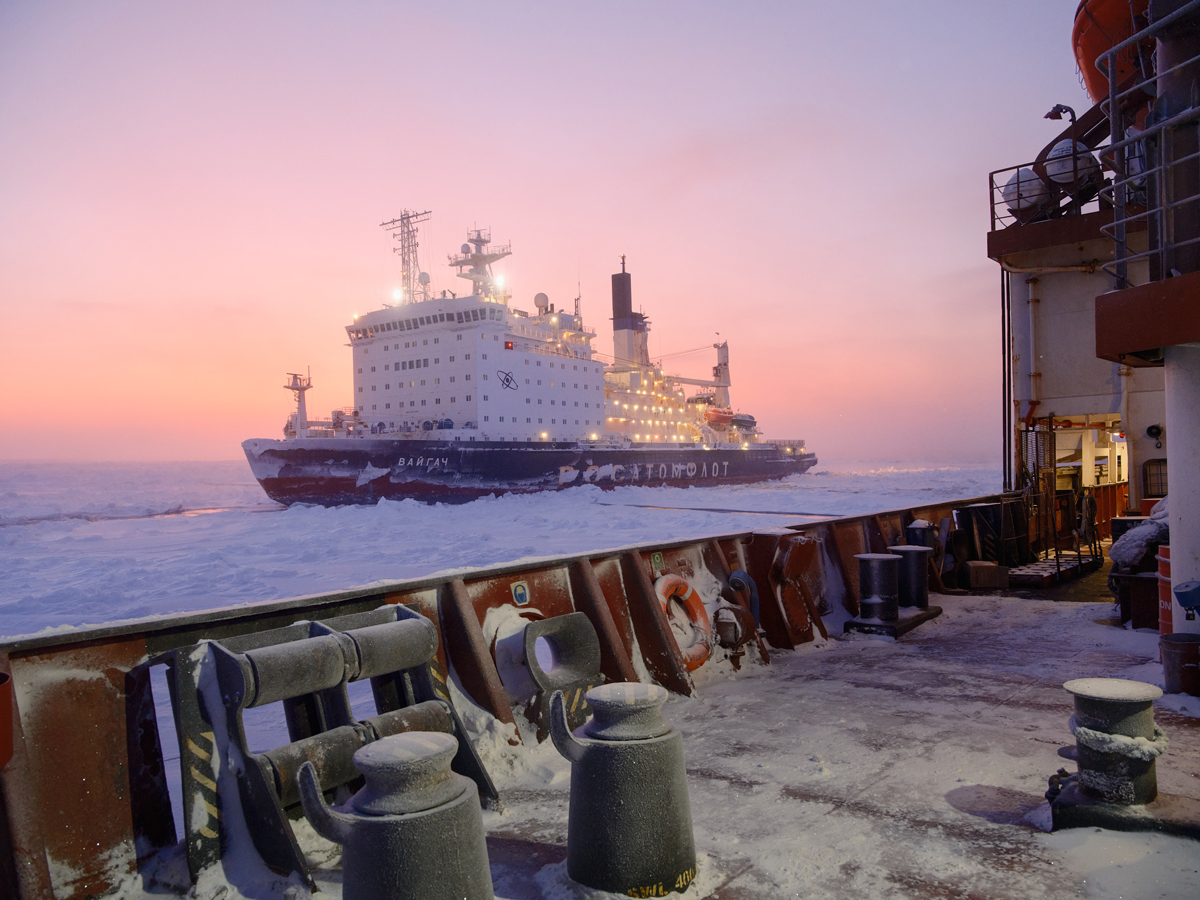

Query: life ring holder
<box><xmin>654</xmin><ymin>575</ymin><xmax>712</xmax><ymax>671</ymax></box>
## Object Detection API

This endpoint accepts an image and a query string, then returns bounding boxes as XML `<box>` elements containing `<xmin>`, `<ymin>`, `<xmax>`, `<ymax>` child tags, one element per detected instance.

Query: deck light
<box><xmin>1044</xmin><ymin>103</ymin><xmax>1076</xmax><ymax>124</ymax></box>
<box><xmin>392</xmin><ymin>289</ymin><xmax>403</xmax><ymax>301</ymax></box>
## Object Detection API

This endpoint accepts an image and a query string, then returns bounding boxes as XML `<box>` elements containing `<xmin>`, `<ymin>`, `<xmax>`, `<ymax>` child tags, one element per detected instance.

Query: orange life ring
<box><xmin>654</xmin><ymin>575</ymin><xmax>712</xmax><ymax>671</ymax></box>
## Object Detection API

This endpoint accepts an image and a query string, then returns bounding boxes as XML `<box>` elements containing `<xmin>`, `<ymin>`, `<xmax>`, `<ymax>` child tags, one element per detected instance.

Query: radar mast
<box><xmin>381</xmin><ymin>210</ymin><xmax>432</xmax><ymax>304</ymax></box>
<box><xmin>447</xmin><ymin>228</ymin><xmax>512</xmax><ymax>301</ymax></box>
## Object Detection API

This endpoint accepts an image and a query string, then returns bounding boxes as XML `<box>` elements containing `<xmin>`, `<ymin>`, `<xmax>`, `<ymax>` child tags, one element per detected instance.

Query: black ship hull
<box><xmin>243</xmin><ymin>438</ymin><xmax>818</xmax><ymax>506</ymax></box>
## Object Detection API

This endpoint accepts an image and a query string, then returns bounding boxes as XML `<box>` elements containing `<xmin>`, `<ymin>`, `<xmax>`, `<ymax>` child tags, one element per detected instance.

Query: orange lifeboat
<box><xmin>654</xmin><ymin>575</ymin><xmax>712</xmax><ymax>671</ymax></box>
<box><xmin>705</xmin><ymin>407</ymin><xmax>734</xmax><ymax>426</ymax></box>
<box><xmin>1073</xmin><ymin>0</ymin><xmax>1149</xmax><ymax>104</ymax></box>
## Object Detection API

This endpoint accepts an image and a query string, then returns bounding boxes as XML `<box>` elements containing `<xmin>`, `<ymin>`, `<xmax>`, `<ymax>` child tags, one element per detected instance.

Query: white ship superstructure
<box><xmin>288</xmin><ymin>219</ymin><xmax>769</xmax><ymax>449</ymax></box>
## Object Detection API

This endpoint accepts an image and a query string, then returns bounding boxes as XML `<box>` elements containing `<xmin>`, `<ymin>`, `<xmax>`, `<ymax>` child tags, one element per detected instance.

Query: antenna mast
<box><xmin>381</xmin><ymin>210</ymin><xmax>432</xmax><ymax>303</ymax></box>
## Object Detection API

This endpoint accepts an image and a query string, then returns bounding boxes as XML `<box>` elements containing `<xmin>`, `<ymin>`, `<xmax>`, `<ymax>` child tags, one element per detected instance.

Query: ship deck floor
<box><xmin>458</xmin><ymin>565</ymin><xmax>1200</xmax><ymax>900</ymax></box>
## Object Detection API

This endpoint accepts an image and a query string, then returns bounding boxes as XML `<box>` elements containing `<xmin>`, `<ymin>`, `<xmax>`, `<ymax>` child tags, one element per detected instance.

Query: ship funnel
<box><xmin>612</xmin><ymin>266</ymin><xmax>633</xmax><ymax>327</ymax></box>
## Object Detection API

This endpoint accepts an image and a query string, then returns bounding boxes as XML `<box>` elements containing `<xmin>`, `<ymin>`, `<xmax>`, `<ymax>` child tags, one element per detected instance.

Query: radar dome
<box><xmin>534</xmin><ymin>292</ymin><xmax>550</xmax><ymax>310</ymax></box>
<box><xmin>461</xmin><ymin>243</ymin><xmax>472</xmax><ymax>254</ymax></box>
<box><xmin>1001</xmin><ymin>168</ymin><xmax>1049</xmax><ymax>212</ymax></box>
<box><xmin>1044</xmin><ymin>139</ymin><xmax>1101</xmax><ymax>185</ymax></box>
<box><xmin>418</xmin><ymin>271</ymin><xmax>431</xmax><ymax>285</ymax></box>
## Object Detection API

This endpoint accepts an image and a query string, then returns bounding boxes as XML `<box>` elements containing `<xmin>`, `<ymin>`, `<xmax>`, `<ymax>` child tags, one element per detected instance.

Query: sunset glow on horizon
<box><xmin>1</xmin><ymin>1</ymin><xmax>1092</xmax><ymax>464</ymax></box>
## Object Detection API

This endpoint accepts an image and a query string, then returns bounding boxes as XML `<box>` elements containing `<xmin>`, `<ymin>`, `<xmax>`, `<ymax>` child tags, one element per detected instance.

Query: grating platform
<box><xmin>1009</xmin><ymin>555</ymin><xmax>1104</xmax><ymax>588</ymax></box>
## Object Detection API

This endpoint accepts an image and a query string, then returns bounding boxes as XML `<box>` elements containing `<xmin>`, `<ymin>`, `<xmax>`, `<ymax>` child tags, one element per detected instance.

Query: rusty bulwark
<box><xmin>6</xmin><ymin>638</ymin><xmax>173</xmax><ymax>900</ymax></box>
<box><xmin>439</xmin><ymin>579</ymin><xmax>518</xmax><ymax>730</ymax></box>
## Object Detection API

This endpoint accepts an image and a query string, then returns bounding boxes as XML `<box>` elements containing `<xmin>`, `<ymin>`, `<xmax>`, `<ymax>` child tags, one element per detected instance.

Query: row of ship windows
<box><xmin>364</xmin><ymin>404</ymin><xmax>597</xmax><ymax>427</ymax></box>
<box><xmin>352</xmin><ymin>306</ymin><xmax>503</xmax><ymax>340</ymax></box>
<box><xmin>360</xmin><ymin>354</ymin><xmax>472</xmax><ymax>373</ymax></box>
<box><xmin>365</xmin><ymin>395</ymin><xmax>473</xmax><ymax>409</ymax></box>
<box><xmin>361</xmin><ymin>377</ymin><xmax>472</xmax><ymax>390</ymax></box>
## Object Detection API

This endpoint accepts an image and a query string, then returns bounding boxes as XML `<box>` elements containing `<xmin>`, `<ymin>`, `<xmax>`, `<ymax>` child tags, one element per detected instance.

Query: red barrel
<box><xmin>1158</xmin><ymin>546</ymin><xmax>1173</xmax><ymax>637</ymax></box>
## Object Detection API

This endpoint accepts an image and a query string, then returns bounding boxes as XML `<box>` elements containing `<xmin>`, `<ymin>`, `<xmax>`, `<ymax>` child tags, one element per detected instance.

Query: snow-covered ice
<box><xmin>0</xmin><ymin>458</ymin><xmax>998</xmax><ymax>638</ymax></box>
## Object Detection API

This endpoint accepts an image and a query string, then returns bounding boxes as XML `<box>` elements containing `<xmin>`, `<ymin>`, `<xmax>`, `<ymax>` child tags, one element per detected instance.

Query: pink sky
<box><xmin>0</xmin><ymin>2</ymin><xmax>1090</xmax><ymax>463</ymax></box>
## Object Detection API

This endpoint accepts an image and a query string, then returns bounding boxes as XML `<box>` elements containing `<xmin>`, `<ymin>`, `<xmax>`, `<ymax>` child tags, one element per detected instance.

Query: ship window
<box><xmin>494</xmin><ymin>334</ymin><xmax>499</xmax><ymax>340</ymax></box>
<box><xmin>371</xmin><ymin>366</ymin><xmax>376</xmax><ymax>372</ymax></box>
<box><xmin>538</xmin><ymin>418</ymin><xmax>543</xmax><ymax>423</ymax></box>
<box><xmin>537</xmin><ymin>380</ymin><xmax>542</xmax><ymax>385</ymax></box>
<box><xmin>439</xmin><ymin>314</ymin><xmax>446</xmax><ymax>322</ymax></box>
<box><xmin>423</xmin><ymin>358</ymin><xmax>429</xmax><ymax>366</ymax></box>
<box><xmin>526</xmin><ymin>398</ymin><xmax>530</xmax><ymax>404</ymax></box>
<box><xmin>435</xmin><ymin>398</ymin><xmax>441</xmax><ymax>405</ymax></box>
<box><xmin>465</xmin><ymin>354</ymin><xmax>471</xmax><ymax>360</ymax></box>
<box><xmin>484</xmin><ymin>416</ymin><xmax>489</xmax><ymax>421</ymax></box>
<box><xmin>434</xmin><ymin>358</ymin><xmax>440</xmax><ymax>364</ymax></box>
<box><xmin>372</xmin><ymin>404</ymin><xmax>376</xmax><ymax>410</ymax></box>
<box><xmin>423</xmin><ymin>339</ymin><xmax>428</xmax><ymax>346</ymax></box>
<box><xmin>358</xmin><ymin>387</ymin><xmax>363</xmax><ymax>393</ymax></box>
<box><xmin>574</xmin><ymin>402</ymin><xmax>578</xmax><ymax>407</ymax></box>
<box><xmin>551</xmin><ymin>418</ymin><xmax>556</xmax><ymax>424</ymax></box>
<box><xmin>538</xmin><ymin>399</ymin><xmax>542</xmax><ymax>405</ymax></box>
<box><xmin>574</xmin><ymin>366</ymin><xmax>578</xmax><ymax>370</ymax></box>
<box><xmin>371</xmin><ymin>385</ymin><xmax>376</xmax><ymax>391</ymax></box>
<box><xmin>526</xmin><ymin>418</ymin><xmax>531</xmax><ymax>423</ymax></box>
<box><xmin>457</xmin><ymin>334</ymin><xmax>462</xmax><ymax>341</ymax></box>
<box><xmin>449</xmin><ymin>356</ymin><xmax>455</xmax><ymax>362</ymax></box>
<box><xmin>410</xmin><ymin>401</ymin><xmax>415</xmax><ymax>407</ymax></box>
<box><xmin>551</xmin><ymin>400</ymin><xmax>555</xmax><ymax>406</ymax></box>
<box><xmin>499</xmin><ymin>416</ymin><xmax>505</xmax><ymax>422</ymax></box>
<box><xmin>450</xmin><ymin>376</ymin><xmax>455</xmax><ymax>383</ymax></box>
<box><xmin>585</xmin><ymin>402</ymin><xmax>589</xmax><ymax>407</ymax></box>
<box><xmin>420</xmin><ymin>379</ymin><xmax>425</xmax><ymax>386</ymax></box>
<box><xmin>482</xmin><ymin>354</ymin><xmax>487</xmax><ymax>361</ymax></box>
<box><xmin>456</xmin><ymin>312</ymin><xmax>464</xmax><ymax>323</ymax></box>
<box><xmin>524</xmin><ymin>359</ymin><xmax>529</xmax><ymax>365</ymax></box>
<box><xmin>385</xmin><ymin>383</ymin><xmax>390</xmax><ymax>389</ymax></box>
<box><xmin>405</xmin><ymin>319</ymin><xmax>413</xmax><ymax>329</ymax></box>
<box><xmin>434</xmin><ymin>378</ymin><xmax>440</xmax><ymax>385</ymax></box>
<box><xmin>357</xmin><ymin>368</ymin><xmax>362</xmax><ymax>374</ymax></box>
<box><xmin>451</xmin><ymin>397</ymin><xmax>456</xmax><ymax>403</ymax></box>
<box><xmin>471</xmin><ymin>309</ymin><xmax>479</xmax><ymax>321</ymax></box>
<box><xmin>483</xmin><ymin>374</ymin><xmax>488</xmax><ymax>380</ymax></box>
<box><xmin>537</xmin><ymin>361</ymin><xmax>541</xmax><ymax>366</ymax></box>
<box><xmin>386</xmin><ymin>403</ymin><xmax>391</xmax><ymax>409</ymax></box>
<box><xmin>575</xmin><ymin>420</ymin><xmax>579</xmax><ymax>425</ymax></box>
<box><xmin>525</xmin><ymin>379</ymin><xmax>529</xmax><ymax>384</ymax></box>
<box><xmin>421</xmin><ymin>400</ymin><xmax>426</xmax><ymax>406</ymax></box>
<box><xmin>573</xmin><ymin>383</ymin><xmax>577</xmax><ymax>388</ymax></box>
<box><xmin>465</xmin><ymin>394</ymin><xmax>471</xmax><ymax>400</ymax></box>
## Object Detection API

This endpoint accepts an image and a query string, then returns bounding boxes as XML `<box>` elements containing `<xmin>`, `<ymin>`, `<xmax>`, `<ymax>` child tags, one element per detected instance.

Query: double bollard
<box><xmin>295</xmin><ymin>683</ymin><xmax>698</xmax><ymax>898</ymax></box>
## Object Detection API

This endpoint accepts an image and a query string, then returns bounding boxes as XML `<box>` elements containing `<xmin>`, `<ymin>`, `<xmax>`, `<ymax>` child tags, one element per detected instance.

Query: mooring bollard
<box><xmin>297</xmin><ymin>731</ymin><xmax>494</xmax><ymax>900</ymax></box>
<box><xmin>550</xmin><ymin>683</ymin><xmax>697</xmax><ymax>896</ymax></box>
<box><xmin>855</xmin><ymin>553</ymin><xmax>900</xmax><ymax>621</ymax></box>
<box><xmin>1063</xmin><ymin>678</ymin><xmax>1168</xmax><ymax>805</ymax></box>
<box><xmin>886</xmin><ymin>545</ymin><xmax>934</xmax><ymax>609</ymax></box>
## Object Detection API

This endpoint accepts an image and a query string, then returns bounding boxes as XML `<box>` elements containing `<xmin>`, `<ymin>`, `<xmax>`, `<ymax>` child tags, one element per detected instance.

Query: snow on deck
<box><xmin>463</xmin><ymin>594</ymin><xmax>1198</xmax><ymax>900</ymax></box>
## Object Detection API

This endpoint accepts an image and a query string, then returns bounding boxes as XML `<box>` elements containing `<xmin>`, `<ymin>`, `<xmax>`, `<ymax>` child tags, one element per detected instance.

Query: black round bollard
<box><xmin>551</xmin><ymin>683</ymin><xmax>697</xmax><ymax>897</ymax></box>
<box><xmin>855</xmin><ymin>553</ymin><xmax>900</xmax><ymax>621</ymax></box>
<box><xmin>905</xmin><ymin>521</ymin><xmax>936</xmax><ymax>551</ymax></box>
<box><xmin>1063</xmin><ymin>678</ymin><xmax>1167</xmax><ymax>806</ymax></box>
<box><xmin>886</xmin><ymin>545</ymin><xmax>934</xmax><ymax>609</ymax></box>
<box><xmin>297</xmin><ymin>732</ymin><xmax>494</xmax><ymax>900</ymax></box>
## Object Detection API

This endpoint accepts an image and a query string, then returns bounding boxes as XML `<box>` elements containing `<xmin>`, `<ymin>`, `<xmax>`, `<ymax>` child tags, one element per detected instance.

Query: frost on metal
<box><xmin>1068</xmin><ymin>716</ymin><xmax>1169</xmax><ymax>761</ymax></box>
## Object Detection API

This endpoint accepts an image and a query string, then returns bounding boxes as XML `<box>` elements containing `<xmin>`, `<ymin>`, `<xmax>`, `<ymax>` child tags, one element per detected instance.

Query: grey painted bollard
<box><xmin>297</xmin><ymin>731</ymin><xmax>494</xmax><ymax>900</ymax></box>
<box><xmin>551</xmin><ymin>683</ymin><xmax>697</xmax><ymax>896</ymax></box>
<box><xmin>886</xmin><ymin>545</ymin><xmax>934</xmax><ymax>609</ymax></box>
<box><xmin>1063</xmin><ymin>678</ymin><xmax>1168</xmax><ymax>805</ymax></box>
<box><xmin>855</xmin><ymin>553</ymin><xmax>900</xmax><ymax>621</ymax></box>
